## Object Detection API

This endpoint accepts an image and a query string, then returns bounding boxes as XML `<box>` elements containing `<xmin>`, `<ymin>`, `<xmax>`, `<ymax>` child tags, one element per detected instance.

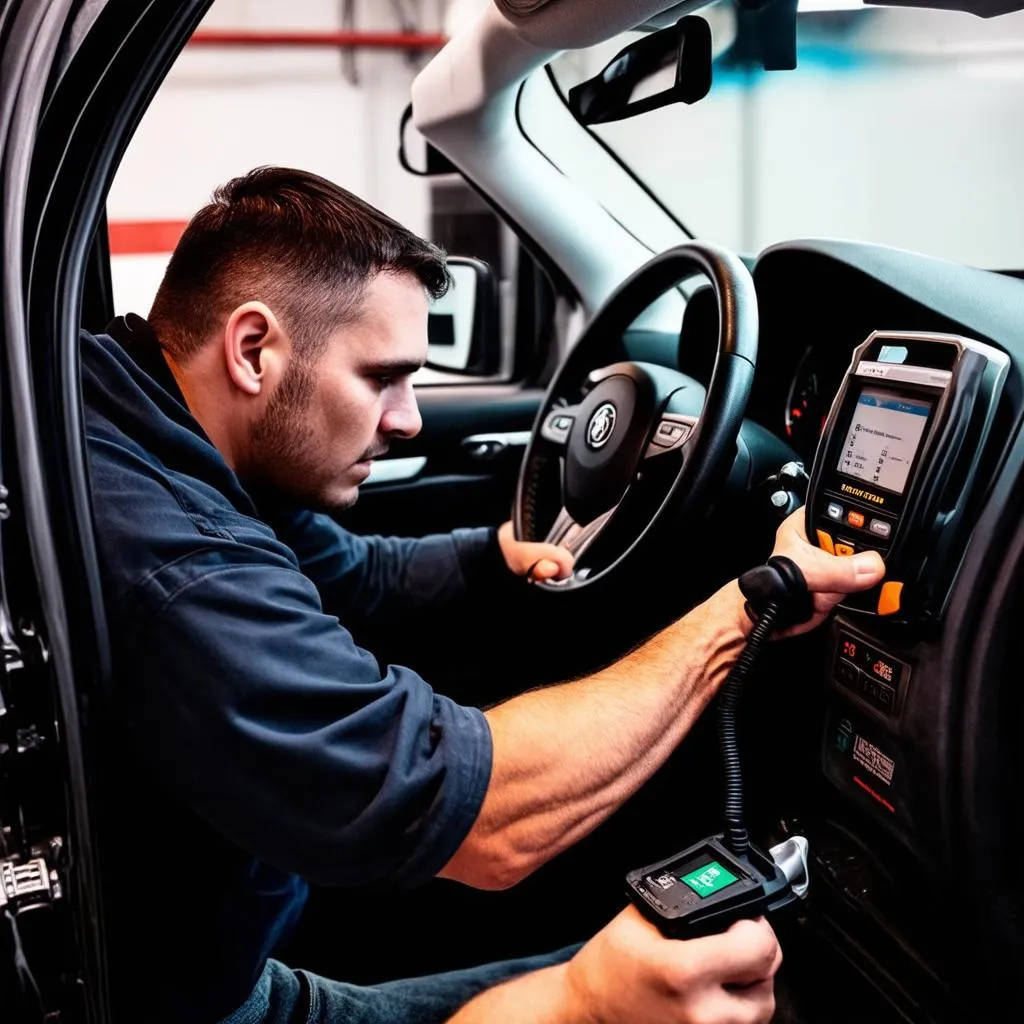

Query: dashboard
<box><xmin>674</xmin><ymin>239</ymin><xmax>1024</xmax><ymax>1021</ymax></box>
<box><xmin>679</xmin><ymin>240</ymin><xmax>1024</xmax><ymax>465</ymax></box>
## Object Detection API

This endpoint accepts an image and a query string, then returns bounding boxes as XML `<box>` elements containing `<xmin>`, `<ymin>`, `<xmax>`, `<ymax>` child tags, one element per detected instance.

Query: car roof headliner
<box><xmin>490</xmin><ymin>0</ymin><xmax>706</xmax><ymax>47</ymax></box>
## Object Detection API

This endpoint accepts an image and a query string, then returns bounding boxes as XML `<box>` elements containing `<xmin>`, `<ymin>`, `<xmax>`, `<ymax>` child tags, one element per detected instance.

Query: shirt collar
<box><xmin>104</xmin><ymin>312</ymin><xmax>188</xmax><ymax>408</ymax></box>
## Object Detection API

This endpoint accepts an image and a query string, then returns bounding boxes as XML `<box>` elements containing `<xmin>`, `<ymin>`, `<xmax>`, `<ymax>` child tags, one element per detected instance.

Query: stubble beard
<box><xmin>247</xmin><ymin>357</ymin><xmax>328</xmax><ymax>509</ymax></box>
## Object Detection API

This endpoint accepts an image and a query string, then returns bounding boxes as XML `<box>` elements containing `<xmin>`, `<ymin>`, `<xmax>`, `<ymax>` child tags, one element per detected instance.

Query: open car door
<box><xmin>0</xmin><ymin>3</ymin><xmax>211</xmax><ymax>1020</ymax></box>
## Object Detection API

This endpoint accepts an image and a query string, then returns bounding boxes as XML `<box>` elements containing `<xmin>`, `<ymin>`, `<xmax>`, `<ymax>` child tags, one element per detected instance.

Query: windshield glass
<box><xmin>549</xmin><ymin>4</ymin><xmax>1024</xmax><ymax>269</ymax></box>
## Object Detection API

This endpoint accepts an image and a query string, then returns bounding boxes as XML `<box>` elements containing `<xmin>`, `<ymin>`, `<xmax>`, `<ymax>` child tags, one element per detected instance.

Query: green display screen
<box><xmin>680</xmin><ymin>860</ymin><xmax>739</xmax><ymax>898</ymax></box>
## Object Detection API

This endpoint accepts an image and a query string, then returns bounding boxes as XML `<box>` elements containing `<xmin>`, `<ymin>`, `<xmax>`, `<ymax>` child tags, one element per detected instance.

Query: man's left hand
<box><xmin>497</xmin><ymin>521</ymin><xmax>575</xmax><ymax>582</ymax></box>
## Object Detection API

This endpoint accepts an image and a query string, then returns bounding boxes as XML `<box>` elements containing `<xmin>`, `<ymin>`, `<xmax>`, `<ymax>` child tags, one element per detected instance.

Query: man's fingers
<box><xmin>775</xmin><ymin>508</ymin><xmax>884</xmax><ymax>595</ymax></box>
<box><xmin>655</xmin><ymin>917</ymin><xmax>781</xmax><ymax>989</ymax></box>
<box><xmin>523</xmin><ymin>544</ymin><xmax>574</xmax><ymax>580</ymax></box>
<box><xmin>794</xmin><ymin>543</ymin><xmax>885</xmax><ymax>595</ymax></box>
<box><xmin>528</xmin><ymin>558</ymin><xmax>562</xmax><ymax>581</ymax></box>
<box><xmin>497</xmin><ymin>522</ymin><xmax>575</xmax><ymax>579</ymax></box>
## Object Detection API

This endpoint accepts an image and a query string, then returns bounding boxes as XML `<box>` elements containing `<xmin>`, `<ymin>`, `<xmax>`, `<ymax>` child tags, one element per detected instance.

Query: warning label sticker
<box><xmin>853</xmin><ymin>735</ymin><xmax>896</xmax><ymax>786</ymax></box>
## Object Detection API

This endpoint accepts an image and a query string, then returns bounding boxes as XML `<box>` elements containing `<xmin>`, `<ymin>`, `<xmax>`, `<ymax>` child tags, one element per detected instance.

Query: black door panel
<box><xmin>338</xmin><ymin>385</ymin><xmax>545</xmax><ymax>536</ymax></box>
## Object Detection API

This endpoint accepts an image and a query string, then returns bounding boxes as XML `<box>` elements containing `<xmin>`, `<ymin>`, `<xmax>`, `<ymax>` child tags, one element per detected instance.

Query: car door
<box><xmin>2</xmin><ymin>2</ymin><xmax>215</xmax><ymax>1020</ymax></box>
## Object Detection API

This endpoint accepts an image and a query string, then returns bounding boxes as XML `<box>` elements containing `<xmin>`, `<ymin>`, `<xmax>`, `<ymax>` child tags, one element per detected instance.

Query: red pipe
<box><xmin>189</xmin><ymin>29</ymin><xmax>447</xmax><ymax>50</ymax></box>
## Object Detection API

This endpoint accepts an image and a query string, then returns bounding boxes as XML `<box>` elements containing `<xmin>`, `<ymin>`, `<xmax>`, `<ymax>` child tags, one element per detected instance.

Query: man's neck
<box><xmin>163</xmin><ymin>348</ymin><xmax>244</xmax><ymax>473</ymax></box>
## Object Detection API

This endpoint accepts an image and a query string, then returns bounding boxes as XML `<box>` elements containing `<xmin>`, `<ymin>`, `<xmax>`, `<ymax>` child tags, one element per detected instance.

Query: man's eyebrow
<box><xmin>361</xmin><ymin>358</ymin><xmax>425</xmax><ymax>376</ymax></box>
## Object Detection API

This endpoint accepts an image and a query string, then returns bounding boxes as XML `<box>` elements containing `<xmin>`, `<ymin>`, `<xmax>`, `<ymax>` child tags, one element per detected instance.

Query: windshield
<box><xmin>549</xmin><ymin>4</ymin><xmax>1024</xmax><ymax>269</ymax></box>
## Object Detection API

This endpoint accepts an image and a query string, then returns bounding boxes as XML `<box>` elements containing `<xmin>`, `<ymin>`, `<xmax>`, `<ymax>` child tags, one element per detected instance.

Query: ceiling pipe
<box><xmin>188</xmin><ymin>29</ymin><xmax>448</xmax><ymax>50</ymax></box>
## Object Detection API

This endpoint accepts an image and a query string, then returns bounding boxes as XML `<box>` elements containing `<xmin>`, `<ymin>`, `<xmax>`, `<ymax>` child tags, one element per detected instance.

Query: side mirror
<box><xmin>426</xmin><ymin>257</ymin><xmax>500</xmax><ymax>376</ymax></box>
<box><xmin>567</xmin><ymin>16</ymin><xmax>712</xmax><ymax>126</ymax></box>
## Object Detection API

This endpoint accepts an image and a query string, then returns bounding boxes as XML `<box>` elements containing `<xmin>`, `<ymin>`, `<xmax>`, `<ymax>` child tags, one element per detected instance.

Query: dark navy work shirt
<box><xmin>82</xmin><ymin>317</ymin><xmax>495</xmax><ymax>1022</ymax></box>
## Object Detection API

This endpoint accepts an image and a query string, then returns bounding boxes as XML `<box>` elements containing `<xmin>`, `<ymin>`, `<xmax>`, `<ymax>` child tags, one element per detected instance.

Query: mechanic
<box><xmin>82</xmin><ymin>166</ymin><xmax>885</xmax><ymax>1024</ymax></box>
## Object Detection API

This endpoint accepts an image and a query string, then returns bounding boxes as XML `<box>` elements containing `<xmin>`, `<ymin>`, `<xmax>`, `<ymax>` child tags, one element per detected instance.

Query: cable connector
<box><xmin>738</xmin><ymin>555</ymin><xmax>813</xmax><ymax>632</ymax></box>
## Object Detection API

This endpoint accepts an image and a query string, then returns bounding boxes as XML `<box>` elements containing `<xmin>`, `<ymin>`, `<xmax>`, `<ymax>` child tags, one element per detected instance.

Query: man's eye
<box><xmin>372</xmin><ymin>375</ymin><xmax>394</xmax><ymax>388</ymax></box>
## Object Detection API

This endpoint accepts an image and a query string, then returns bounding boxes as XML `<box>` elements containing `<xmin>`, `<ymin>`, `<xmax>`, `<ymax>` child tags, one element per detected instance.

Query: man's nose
<box><xmin>380</xmin><ymin>385</ymin><xmax>422</xmax><ymax>439</ymax></box>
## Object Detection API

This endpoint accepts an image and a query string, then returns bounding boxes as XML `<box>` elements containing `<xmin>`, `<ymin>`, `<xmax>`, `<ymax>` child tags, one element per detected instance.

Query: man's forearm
<box><xmin>441</xmin><ymin>580</ymin><xmax>750</xmax><ymax>889</ymax></box>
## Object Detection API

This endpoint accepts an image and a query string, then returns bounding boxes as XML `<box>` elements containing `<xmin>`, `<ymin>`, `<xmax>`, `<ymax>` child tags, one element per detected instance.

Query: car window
<box><xmin>549</xmin><ymin>4</ymin><xmax>1024</xmax><ymax>268</ymax></box>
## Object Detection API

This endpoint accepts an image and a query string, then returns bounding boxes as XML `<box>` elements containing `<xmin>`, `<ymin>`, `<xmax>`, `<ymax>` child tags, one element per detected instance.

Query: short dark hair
<box><xmin>148</xmin><ymin>166</ymin><xmax>451</xmax><ymax>363</ymax></box>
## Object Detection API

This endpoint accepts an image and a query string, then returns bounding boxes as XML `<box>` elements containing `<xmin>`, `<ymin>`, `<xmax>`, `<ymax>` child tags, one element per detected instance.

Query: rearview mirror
<box><xmin>567</xmin><ymin>16</ymin><xmax>712</xmax><ymax>126</ymax></box>
<box><xmin>426</xmin><ymin>257</ymin><xmax>499</xmax><ymax>376</ymax></box>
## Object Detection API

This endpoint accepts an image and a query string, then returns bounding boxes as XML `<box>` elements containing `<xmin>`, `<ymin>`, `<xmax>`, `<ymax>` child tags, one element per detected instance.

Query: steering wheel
<box><xmin>513</xmin><ymin>241</ymin><xmax>758</xmax><ymax>590</ymax></box>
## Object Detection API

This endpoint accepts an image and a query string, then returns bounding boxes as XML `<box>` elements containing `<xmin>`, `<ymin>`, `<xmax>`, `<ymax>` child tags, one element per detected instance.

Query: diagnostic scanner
<box><xmin>806</xmin><ymin>331</ymin><xmax>1008</xmax><ymax>622</ymax></box>
<box><xmin>627</xmin><ymin>835</ymin><xmax>809</xmax><ymax>939</ymax></box>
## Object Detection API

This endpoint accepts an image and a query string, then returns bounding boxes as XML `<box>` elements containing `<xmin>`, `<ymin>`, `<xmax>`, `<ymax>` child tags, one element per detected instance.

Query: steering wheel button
<box><xmin>652</xmin><ymin>422</ymin><xmax>686</xmax><ymax>447</ymax></box>
<box><xmin>835</xmin><ymin>543</ymin><xmax>856</xmax><ymax>557</ymax></box>
<box><xmin>826</xmin><ymin>502</ymin><xmax>843</xmax><ymax>521</ymax></box>
<box><xmin>847</xmin><ymin>511</ymin><xmax>865</xmax><ymax>528</ymax></box>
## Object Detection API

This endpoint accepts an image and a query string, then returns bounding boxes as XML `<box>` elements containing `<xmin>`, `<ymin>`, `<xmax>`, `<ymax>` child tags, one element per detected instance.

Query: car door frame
<box><xmin>1</xmin><ymin>2</ymin><xmax>214</xmax><ymax>1020</ymax></box>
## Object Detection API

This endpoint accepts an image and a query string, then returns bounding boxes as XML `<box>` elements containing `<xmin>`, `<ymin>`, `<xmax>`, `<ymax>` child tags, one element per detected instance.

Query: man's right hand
<box><xmin>767</xmin><ymin>508</ymin><xmax>886</xmax><ymax>637</ymax></box>
<box><xmin>562</xmin><ymin>906</ymin><xmax>781</xmax><ymax>1024</ymax></box>
<box><xmin>447</xmin><ymin>905</ymin><xmax>781</xmax><ymax>1023</ymax></box>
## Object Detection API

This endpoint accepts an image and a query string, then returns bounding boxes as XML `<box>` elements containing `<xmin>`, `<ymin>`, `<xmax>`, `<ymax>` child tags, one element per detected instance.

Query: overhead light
<box><xmin>798</xmin><ymin>0</ymin><xmax>866</xmax><ymax>11</ymax></box>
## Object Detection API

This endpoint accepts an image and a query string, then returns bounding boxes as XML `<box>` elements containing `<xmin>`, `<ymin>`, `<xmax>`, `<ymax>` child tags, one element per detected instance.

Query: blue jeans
<box><xmin>220</xmin><ymin>946</ymin><xmax>583</xmax><ymax>1024</ymax></box>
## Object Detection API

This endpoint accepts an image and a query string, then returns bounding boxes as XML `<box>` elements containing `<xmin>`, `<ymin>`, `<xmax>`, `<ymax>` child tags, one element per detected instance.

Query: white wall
<box><xmin>108</xmin><ymin>0</ymin><xmax>450</xmax><ymax>315</ymax></box>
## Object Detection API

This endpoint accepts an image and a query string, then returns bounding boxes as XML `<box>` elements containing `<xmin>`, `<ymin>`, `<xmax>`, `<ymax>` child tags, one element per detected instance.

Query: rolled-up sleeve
<box><xmin>117</xmin><ymin>545</ymin><xmax>492</xmax><ymax>888</ymax></box>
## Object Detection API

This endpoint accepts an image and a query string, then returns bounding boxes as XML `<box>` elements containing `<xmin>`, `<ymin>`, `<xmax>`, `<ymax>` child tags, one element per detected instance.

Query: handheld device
<box><xmin>626</xmin><ymin>558</ymin><xmax>812</xmax><ymax>939</ymax></box>
<box><xmin>806</xmin><ymin>330</ymin><xmax>1008</xmax><ymax>622</ymax></box>
<box><xmin>626</xmin><ymin>832</ymin><xmax>810</xmax><ymax>940</ymax></box>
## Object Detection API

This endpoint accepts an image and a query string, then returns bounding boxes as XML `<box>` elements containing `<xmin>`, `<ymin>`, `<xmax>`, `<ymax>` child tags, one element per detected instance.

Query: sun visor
<box><xmin>491</xmin><ymin>0</ymin><xmax>713</xmax><ymax>48</ymax></box>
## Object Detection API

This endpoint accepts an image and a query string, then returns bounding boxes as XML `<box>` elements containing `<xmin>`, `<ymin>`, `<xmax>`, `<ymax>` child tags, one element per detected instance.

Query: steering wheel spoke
<box><xmin>544</xmin><ymin>505</ymin><xmax>618</xmax><ymax>583</ymax></box>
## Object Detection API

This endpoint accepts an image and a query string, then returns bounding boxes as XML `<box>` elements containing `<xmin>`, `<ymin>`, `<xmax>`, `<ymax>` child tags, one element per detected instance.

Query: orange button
<box><xmin>877</xmin><ymin>581</ymin><xmax>903</xmax><ymax>616</ymax></box>
<box><xmin>816</xmin><ymin>530</ymin><xmax>835</xmax><ymax>555</ymax></box>
<box><xmin>835</xmin><ymin>543</ymin><xmax>856</xmax><ymax>557</ymax></box>
<box><xmin>847</xmin><ymin>511</ymin><xmax>865</xmax><ymax>528</ymax></box>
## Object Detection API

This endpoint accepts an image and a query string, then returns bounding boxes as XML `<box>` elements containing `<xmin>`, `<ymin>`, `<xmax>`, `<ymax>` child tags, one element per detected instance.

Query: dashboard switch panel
<box><xmin>833</xmin><ymin>629</ymin><xmax>910</xmax><ymax>717</ymax></box>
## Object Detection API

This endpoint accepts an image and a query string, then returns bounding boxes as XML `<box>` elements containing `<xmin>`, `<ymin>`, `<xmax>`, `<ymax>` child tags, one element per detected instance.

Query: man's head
<box><xmin>148</xmin><ymin>166</ymin><xmax>450</xmax><ymax>510</ymax></box>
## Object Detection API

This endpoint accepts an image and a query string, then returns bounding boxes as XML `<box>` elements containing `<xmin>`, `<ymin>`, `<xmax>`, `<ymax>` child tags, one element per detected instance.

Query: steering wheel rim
<box><xmin>513</xmin><ymin>241</ymin><xmax>759</xmax><ymax>590</ymax></box>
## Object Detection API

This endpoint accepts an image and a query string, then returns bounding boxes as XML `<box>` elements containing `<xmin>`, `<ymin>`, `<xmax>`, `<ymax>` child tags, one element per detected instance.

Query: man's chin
<box><xmin>317</xmin><ymin>483</ymin><xmax>360</xmax><ymax>513</ymax></box>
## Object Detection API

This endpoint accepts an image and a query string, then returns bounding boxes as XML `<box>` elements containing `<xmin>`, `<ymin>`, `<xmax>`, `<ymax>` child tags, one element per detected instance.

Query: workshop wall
<box><xmin>108</xmin><ymin>0</ymin><xmax>454</xmax><ymax>316</ymax></box>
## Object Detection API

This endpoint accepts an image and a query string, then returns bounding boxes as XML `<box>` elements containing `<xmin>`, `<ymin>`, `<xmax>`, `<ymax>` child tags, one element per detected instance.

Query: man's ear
<box><xmin>222</xmin><ymin>302</ymin><xmax>286</xmax><ymax>396</ymax></box>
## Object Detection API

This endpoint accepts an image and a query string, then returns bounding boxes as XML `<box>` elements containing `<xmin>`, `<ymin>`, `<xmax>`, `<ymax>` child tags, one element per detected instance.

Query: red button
<box><xmin>847</xmin><ymin>511</ymin><xmax>865</xmax><ymax>528</ymax></box>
